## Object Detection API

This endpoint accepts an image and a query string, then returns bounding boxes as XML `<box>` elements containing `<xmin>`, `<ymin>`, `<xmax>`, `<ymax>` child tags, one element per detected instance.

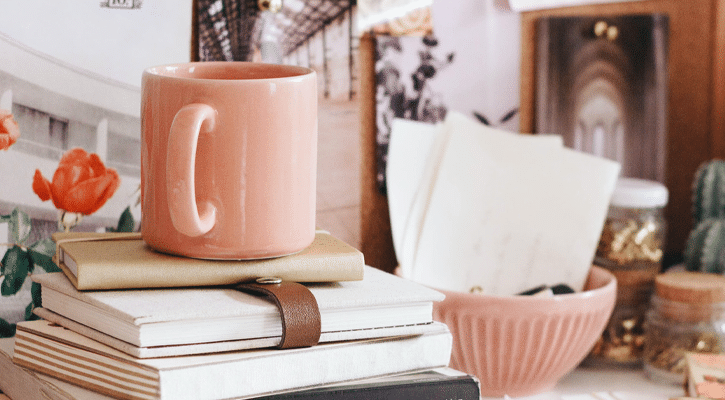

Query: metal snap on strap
<box><xmin>256</xmin><ymin>277</ymin><xmax>282</xmax><ymax>285</ymax></box>
<box><xmin>236</xmin><ymin>278</ymin><xmax>321</xmax><ymax>349</ymax></box>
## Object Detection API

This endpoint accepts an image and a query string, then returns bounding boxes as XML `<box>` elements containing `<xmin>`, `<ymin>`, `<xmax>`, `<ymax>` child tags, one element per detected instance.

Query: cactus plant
<box><xmin>685</xmin><ymin>218</ymin><xmax>725</xmax><ymax>273</ymax></box>
<box><xmin>692</xmin><ymin>159</ymin><xmax>725</xmax><ymax>224</ymax></box>
<box><xmin>685</xmin><ymin>160</ymin><xmax>725</xmax><ymax>273</ymax></box>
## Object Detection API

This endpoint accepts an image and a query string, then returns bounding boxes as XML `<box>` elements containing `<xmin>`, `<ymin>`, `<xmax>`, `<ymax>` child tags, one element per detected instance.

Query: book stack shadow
<box><xmin>0</xmin><ymin>231</ymin><xmax>480</xmax><ymax>400</ymax></box>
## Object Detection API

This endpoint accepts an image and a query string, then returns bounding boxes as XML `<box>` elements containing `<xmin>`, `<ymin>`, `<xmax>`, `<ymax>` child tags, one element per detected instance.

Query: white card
<box><xmin>408</xmin><ymin>112</ymin><xmax>619</xmax><ymax>295</ymax></box>
<box><xmin>386</xmin><ymin>118</ymin><xmax>440</xmax><ymax>268</ymax></box>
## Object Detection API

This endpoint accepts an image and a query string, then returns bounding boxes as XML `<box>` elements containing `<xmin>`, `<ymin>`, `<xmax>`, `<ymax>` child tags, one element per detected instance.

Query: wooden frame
<box><xmin>360</xmin><ymin>33</ymin><xmax>399</xmax><ymax>273</ymax></box>
<box><xmin>360</xmin><ymin>1</ymin><xmax>725</xmax><ymax>270</ymax></box>
<box><xmin>714</xmin><ymin>0</ymin><xmax>725</xmax><ymax>157</ymax></box>
<box><xmin>520</xmin><ymin>0</ymin><xmax>725</xmax><ymax>257</ymax></box>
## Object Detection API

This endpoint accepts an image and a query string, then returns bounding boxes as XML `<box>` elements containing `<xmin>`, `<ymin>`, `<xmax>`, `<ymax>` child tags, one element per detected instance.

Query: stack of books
<box><xmin>0</xmin><ymin>231</ymin><xmax>480</xmax><ymax>399</ymax></box>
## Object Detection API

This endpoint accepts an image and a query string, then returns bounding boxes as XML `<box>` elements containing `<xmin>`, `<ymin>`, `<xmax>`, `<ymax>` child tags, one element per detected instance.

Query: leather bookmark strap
<box><xmin>236</xmin><ymin>279</ymin><xmax>321</xmax><ymax>349</ymax></box>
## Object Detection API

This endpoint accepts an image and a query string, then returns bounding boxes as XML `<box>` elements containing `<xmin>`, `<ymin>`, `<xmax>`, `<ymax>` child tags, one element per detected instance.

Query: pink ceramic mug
<box><xmin>141</xmin><ymin>62</ymin><xmax>317</xmax><ymax>259</ymax></box>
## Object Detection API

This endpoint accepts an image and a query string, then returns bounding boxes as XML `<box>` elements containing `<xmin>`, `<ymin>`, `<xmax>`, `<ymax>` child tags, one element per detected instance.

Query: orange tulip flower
<box><xmin>0</xmin><ymin>109</ymin><xmax>19</xmax><ymax>150</ymax></box>
<box><xmin>32</xmin><ymin>148</ymin><xmax>121</xmax><ymax>215</ymax></box>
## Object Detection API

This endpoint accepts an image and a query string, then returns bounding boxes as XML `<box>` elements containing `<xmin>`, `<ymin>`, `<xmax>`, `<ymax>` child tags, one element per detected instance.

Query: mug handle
<box><xmin>166</xmin><ymin>103</ymin><xmax>217</xmax><ymax>237</ymax></box>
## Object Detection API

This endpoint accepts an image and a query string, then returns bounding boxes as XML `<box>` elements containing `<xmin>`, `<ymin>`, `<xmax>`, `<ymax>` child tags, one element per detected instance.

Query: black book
<box><xmin>254</xmin><ymin>368</ymin><xmax>481</xmax><ymax>400</ymax></box>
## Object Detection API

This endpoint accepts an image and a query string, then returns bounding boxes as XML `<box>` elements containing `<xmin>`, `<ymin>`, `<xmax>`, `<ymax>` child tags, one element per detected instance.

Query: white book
<box><xmin>32</xmin><ymin>307</ymin><xmax>442</xmax><ymax>359</ymax></box>
<box><xmin>31</xmin><ymin>266</ymin><xmax>445</xmax><ymax>355</ymax></box>
<box><xmin>12</xmin><ymin>320</ymin><xmax>453</xmax><ymax>400</ymax></box>
<box><xmin>0</xmin><ymin>337</ymin><xmax>110</xmax><ymax>400</ymax></box>
<box><xmin>0</xmin><ymin>336</ymin><xmax>464</xmax><ymax>400</ymax></box>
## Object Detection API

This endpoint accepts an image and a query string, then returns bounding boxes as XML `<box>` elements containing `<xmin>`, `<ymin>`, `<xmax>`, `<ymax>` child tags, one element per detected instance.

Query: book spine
<box><xmin>255</xmin><ymin>377</ymin><xmax>481</xmax><ymax>400</ymax></box>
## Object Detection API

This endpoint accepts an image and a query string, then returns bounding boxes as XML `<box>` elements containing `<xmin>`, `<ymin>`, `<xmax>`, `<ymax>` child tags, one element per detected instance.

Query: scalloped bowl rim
<box><xmin>432</xmin><ymin>265</ymin><xmax>616</xmax><ymax>308</ymax></box>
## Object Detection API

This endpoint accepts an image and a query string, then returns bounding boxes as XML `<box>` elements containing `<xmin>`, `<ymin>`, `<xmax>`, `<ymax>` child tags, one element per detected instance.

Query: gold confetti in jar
<box><xmin>586</xmin><ymin>178</ymin><xmax>668</xmax><ymax>366</ymax></box>
<box><xmin>643</xmin><ymin>271</ymin><xmax>725</xmax><ymax>385</ymax></box>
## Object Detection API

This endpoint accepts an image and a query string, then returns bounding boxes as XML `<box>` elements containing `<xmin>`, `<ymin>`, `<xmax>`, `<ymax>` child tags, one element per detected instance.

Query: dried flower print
<box><xmin>0</xmin><ymin>109</ymin><xmax>19</xmax><ymax>150</ymax></box>
<box><xmin>32</xmin><ymin>147</ymin><xmax>120</xmax><ymax>215</ymax></box>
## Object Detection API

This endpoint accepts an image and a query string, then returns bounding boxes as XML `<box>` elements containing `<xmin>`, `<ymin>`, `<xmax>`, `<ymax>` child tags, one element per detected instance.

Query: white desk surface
<box><xmin>483</xmin><ymin>366</ymin><xmax>685</xmax><ymax>400</ymax></box>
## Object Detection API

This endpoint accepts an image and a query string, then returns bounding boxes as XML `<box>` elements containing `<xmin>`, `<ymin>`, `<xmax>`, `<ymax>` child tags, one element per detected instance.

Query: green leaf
<box><xmin>25</xmin><ymin>282</ymin><xmax>43</xmax><ymax>321</ymax></box>
<box><xmin>8</xmin><ymin>208</ymin><xmax>32</xmax><ymax>245</ymax></box>
<box><xmin>0</xmin><ymin>214</ymin><xmax>10</xmax><ymax>223</ymax></box>
<box><xmin>0</xmin><ymin>319</ymin><xmax>15</xmax><ymax>337</ymax></box>
<box><xmin>29</xmin><ymin>250</ymin><xmax>61</xmax><ymax>273</ymax></box>
<box><xmin>31</xmin><ymin>281</ymin><xmax>42</xmax><ymax>307</ymax></box>
<box><xmin>115</xmin><ymin>206</ymin><xmax>135</xmax><ymax>232</ymax></box>
<box><xmin>24</xmin><ymin>301</ymin><xmax>39</xmax><ymax>321</ymax></box>
<box><xmin>29</xmin><ymin>238</ymin><xmax>60</xmax><ymax>273</ymax></box>
<box><xmin>1</xmin><ymin>246</ymin><xmax>31</xmax><ymax>296</ymax></box>
<box><xmin>30</xmin><ymin>238</ymin><xmax>55</xmax><ymax>257</ymax></box>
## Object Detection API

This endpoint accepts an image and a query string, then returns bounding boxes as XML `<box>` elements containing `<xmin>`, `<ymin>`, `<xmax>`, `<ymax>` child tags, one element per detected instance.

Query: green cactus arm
<box><xmin>701</xmin><ymin>219</ymin><xmax>725</xmax><ymax>274</ymax></box>
<box><xmin>685</xmin><ymin>218</ymin><xmax>714</xmax><ymax>271</ymax></box>
<box><xmin>685</xmin><ymin>218</ymin><xmax>725</xmax><ymax>274</ymax></box>
<box><xmin>692</xmin><ymin>160</ymin><xmax>725</xmax><ymax>224</ymax></box>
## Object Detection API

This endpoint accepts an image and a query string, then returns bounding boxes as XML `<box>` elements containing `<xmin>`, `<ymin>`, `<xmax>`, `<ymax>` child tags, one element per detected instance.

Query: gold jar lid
<box><xmin>655</xmin><ymin>271</ymin><xmax>725</xmax><ymax>304</ymax></box>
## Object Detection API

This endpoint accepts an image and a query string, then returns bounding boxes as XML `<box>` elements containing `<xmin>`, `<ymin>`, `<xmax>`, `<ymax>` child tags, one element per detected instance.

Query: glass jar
<box><xmin>643</xmin><ymin>271</ymin><xmax>725</xmax><ymax>385</ymax></box>
<box><xmin>586</xmin><ymin>178</ymin><xmax>668</xmax><ymax>366</ymax></box>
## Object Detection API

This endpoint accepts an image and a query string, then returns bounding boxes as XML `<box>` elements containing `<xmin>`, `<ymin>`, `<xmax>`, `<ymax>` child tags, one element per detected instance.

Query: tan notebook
<box><xmin>52</xmin><ymin>231</ymin><xmax>364</xmax><ymax>290</ymax></box>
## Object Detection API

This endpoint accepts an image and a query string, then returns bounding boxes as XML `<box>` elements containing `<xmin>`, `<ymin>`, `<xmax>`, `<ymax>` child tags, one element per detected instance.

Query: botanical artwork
<box><xmin>373</xmin><ymin>1</ymin><xmax>522</xmax><ymax>194</ymax></box>
<box><xmin>0</xmin><ymin>1</ymin><xmax>190</xmax><ymax>335</ymax></box>
<box><xmin>0</xmin><ymin>113</ymin><xmax>133</xmax><ymax>337</ymax></box>
<box><xmin>0</xmin><ymin>36</ymin><xmax>141</xmax><ymax>333</ymax></box>
<box><xmin>0</xmin><ymin>111</ymin><xmax>18</xmax><ymax>150</ymax></box>
<box><xmin>374</xmin><ymin>35</ymin><xmax>454</xmax><ymax>194</ymax></box>
<box><xmin>32</xmin><ymin>148</ymin><xmax>122</xmax><ymax>220</ymax></box>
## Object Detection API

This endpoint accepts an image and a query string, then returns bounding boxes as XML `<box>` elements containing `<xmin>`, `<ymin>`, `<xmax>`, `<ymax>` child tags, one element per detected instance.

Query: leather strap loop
<box><xmin>236</xmin><ymin>280</ymin><xmax>321</xmax><ymax>349</ymax></box>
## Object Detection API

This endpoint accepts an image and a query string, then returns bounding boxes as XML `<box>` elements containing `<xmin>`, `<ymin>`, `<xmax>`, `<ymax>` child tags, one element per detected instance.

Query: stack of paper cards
<box><xmin>387</xmin><ymin>112</ymin><xmax>620</xmax><ymax>295</ymax></box>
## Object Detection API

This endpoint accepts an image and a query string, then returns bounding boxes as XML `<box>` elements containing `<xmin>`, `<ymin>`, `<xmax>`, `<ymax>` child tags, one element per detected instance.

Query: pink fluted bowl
<box><xmin>432</xmin><ymin>266</ymin><xmax>616</xmax><ymax>397</ymax></box>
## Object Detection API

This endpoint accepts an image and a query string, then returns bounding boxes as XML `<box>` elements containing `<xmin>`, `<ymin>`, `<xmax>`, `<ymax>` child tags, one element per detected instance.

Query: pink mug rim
<box><xmin>143</xmin><ymin>61</ymin><xmax>315</xmax><ymax>83</ymax></box>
